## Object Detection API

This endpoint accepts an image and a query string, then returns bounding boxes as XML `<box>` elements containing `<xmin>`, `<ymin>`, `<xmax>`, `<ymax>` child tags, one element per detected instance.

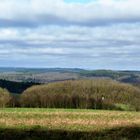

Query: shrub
<box><xmin>0</xmin><ymin>88</ymin><xmax>11</xmax><ymax>107</ymax></box>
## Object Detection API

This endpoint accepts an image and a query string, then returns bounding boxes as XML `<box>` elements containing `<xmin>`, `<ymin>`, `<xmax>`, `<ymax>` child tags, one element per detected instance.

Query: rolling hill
<box><xmin>0</xmin><ymin>68</ymin><xmax>140</xmax><ymax>93</ymax></box>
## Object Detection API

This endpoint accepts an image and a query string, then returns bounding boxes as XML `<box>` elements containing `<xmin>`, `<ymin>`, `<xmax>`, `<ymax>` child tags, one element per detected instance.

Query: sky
<box><xmin>0</xmin><ymin>0</ymin><xmax>140</xmax><ymax>70</ymax></box>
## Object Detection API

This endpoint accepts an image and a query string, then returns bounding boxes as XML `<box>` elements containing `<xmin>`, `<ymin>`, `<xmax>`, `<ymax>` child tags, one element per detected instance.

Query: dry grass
<box><xmin>0</xmin><ymin>108</ymin><xmax>140</xmax><ymax>132</ymax></box>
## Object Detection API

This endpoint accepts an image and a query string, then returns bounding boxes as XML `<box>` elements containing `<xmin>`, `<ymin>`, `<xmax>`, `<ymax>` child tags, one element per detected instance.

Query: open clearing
<box><xmin>0</xmin><ymin>108</ymin><xmax>140</xmax><ymax>140</ymax></box>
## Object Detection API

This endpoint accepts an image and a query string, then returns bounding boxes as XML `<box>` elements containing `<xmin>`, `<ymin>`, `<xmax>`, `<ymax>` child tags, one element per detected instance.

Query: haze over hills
<box><xmin>0</xmin><ymin>67</ymin><xmax>140</xmax><ymax>94</ymax></box>
<box><xmin>0</xmin><ymin>67</ymin><xmax>140</xmax><ymax>84</ymax></box>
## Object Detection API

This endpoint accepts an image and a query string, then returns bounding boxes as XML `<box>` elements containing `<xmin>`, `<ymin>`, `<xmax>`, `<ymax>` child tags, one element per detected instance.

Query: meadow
<box><xmin>0</xmin><ymin>108</ymin><xmax>140</xmax><ymax>140</ymax></box>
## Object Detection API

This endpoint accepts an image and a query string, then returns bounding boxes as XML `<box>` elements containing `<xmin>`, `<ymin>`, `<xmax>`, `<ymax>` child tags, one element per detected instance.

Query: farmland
<box><xmin>0</xmin><ymin>108</ymin><xmax>140</xmax><ymax>140</ymax></box>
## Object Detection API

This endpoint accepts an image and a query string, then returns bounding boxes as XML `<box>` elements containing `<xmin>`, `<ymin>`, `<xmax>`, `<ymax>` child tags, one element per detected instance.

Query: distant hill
<box><xmin>0</xmin><ymin>68</ymin><xmax>140</xmax><ymax>92</ymax></box>
<box><xmin>79</xmin><ymin>70</ymin><xmax>140</xmax><ymax>84</ymax></box>
<box><xmin>0</xmin><ymin>67</ymin><xmax>83</xmax><ymax>73</ymax></box>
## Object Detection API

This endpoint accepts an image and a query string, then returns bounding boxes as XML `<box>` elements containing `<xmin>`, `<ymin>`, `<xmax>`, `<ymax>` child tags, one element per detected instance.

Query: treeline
<box><xmin>0</xmin><ymin>79</ymin><xmax>40</xmax><ymax>94</ymax></box>
<box><xmin>0</xmin><ymin>79</ymin><xmax>140</xmax><ymax>111</ymax></box>
<box><xmin>80</xmin><ymin>70</ymin><xmax>122</xmax><ymax>79</ymax></box>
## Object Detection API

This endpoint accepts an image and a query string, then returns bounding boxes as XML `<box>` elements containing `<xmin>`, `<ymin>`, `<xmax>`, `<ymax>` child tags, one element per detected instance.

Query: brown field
<box><xmin>0</xmin><ymin>108</ymin><xmax>139</xmax><ymax>131</ymax></box>
<box><xmin>0</xmin><ymin>108</ymin><xmax>140</xmax><ymax>140</ymax></box>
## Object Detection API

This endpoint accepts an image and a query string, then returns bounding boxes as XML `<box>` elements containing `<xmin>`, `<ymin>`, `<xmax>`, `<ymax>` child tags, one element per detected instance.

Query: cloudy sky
<box><xmin>0</xmin><ymin>0</ymin><xmax>140</xmax><ymax>70</ymax></box>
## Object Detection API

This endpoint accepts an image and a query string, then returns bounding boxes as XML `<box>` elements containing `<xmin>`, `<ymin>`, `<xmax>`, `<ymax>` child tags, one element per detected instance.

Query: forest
<box><xmin>0</xmin><ymin>79</ymin><xmax>140</xmax><ymax>111</ymax></box>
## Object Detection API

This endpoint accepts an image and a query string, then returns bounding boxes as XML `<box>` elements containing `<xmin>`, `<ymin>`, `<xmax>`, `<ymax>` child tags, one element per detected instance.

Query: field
<box><xmin>0</xmin><ymin>108</ymin><xmax>140</xmax><ymax>140</ymax></box>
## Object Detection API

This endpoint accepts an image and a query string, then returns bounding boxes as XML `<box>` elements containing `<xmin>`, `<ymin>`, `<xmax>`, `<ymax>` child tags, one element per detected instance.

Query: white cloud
<box><xmin>0</xmin><ymin>0</ymin><xmax>140</xmax><ymax>69</ymax></box>
<box><xmin>0</xmin><ymin>0</ymin><xmax>140</xmax><ymax>27</ymax></box>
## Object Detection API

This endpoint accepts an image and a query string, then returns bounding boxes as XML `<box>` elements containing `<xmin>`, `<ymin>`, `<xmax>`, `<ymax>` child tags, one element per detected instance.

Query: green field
<box><xmin>0</xmin><ymin>108</ymin><xmax>140</xmax><ymax>140</ymax></box>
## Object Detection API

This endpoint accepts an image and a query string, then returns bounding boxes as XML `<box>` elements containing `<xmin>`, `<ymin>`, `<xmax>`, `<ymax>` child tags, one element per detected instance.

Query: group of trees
<box><xmin>0</xmin><ymin>79</ymin><xmax>140</xmax><ymax>111</ymax></box>
<box><xmin>0</xmin><ymin>88</ymin><xmax>11</xmax><ymax>107</ymax></box>
<box><xmin>0</xmin><ymin>79</ymin><xmax>39</xmax><ymax>94</ymax></box>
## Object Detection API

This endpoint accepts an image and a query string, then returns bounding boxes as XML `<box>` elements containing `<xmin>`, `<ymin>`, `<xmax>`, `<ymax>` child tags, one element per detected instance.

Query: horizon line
<box><xmin>0</xmin><ymin>66</ymin><xmax>140</xmax><ymax>72</ymax></box>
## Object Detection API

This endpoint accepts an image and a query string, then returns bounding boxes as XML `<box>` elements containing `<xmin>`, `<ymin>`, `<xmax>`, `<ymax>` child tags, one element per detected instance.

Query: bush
<box><xmin>0</xmin><ymin>88</ymin><xmax>11</xmax><ymax>107</ymax></box>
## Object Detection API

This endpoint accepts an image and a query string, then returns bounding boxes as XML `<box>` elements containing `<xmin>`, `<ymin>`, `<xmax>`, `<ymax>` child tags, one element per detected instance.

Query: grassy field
<box><xmin>0</xmin><ymin>108</ymin><xmax>140</xmax><ymax>140</ymax></box>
